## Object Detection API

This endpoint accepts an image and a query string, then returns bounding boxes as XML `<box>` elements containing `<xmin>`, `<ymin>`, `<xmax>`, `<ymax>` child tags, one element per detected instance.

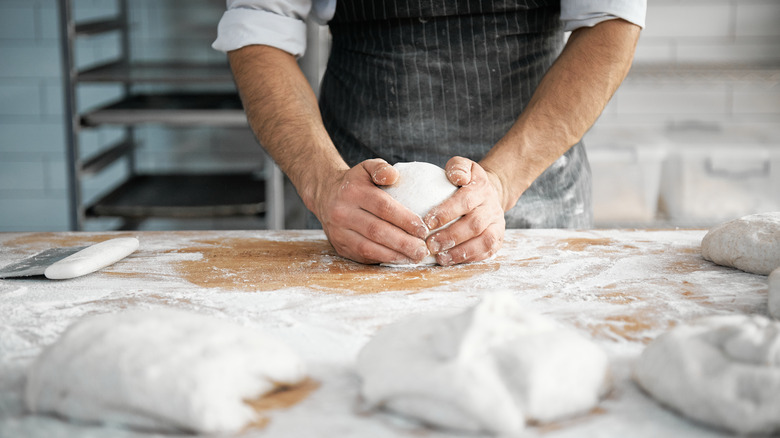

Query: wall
<box><xmin>596</xmin><ymin>0</ymin><xmax>780</xmax><ymax>131</ymax></box>
<box><xmin>585</xmin><ymin>0</ymin><xmax>780</xmax><ymax>227</ymax></box>
<box><xmin>0</xmin><ymin>0</ymin><xmax>262</xmax><ymax>232</ymax></box>
<box><xmin>0</xmin><ymin>0</ymin><xmax>778</xmax><ymax>231</ymax></box>
<box><xmin>0</xmin><ymin>0</ymin><xmax>68</xmax><ymax>230</ymax></box>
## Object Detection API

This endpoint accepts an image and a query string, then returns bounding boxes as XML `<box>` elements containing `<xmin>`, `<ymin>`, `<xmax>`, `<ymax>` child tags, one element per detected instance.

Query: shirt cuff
<box><xmin>561</xmin><ymin>1</ymin><xmax>647</xmax><ymax>32</ymax></box>
<box><xmin>212</xmin><ymin>8</ymin><xmax>308</xmax><ymax>58</ymax></box>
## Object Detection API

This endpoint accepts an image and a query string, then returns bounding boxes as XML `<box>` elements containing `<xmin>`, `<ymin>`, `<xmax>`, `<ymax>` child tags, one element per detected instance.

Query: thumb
<box><xmin>363</xmin><ymin>159</ymin><xmax>399</xmax><ymax>186</ymax></box>
<box><xmin>445</xmin><ymin>156</ymin><xmax>474</xmax><ymax>186</ymax></box>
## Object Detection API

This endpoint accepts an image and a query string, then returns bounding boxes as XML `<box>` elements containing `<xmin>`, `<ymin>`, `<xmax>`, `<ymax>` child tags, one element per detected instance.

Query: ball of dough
<box><xmin>381</xmin><ymin>162</ymin><xmax>458</xmax><ymax>265</ymax></box>
<box><xmin>770</xmin><ymin>267</ymin><xmax>780</xmax><ymax>319</ymax></box>
<box><xmin>634</xmin><ymin>314</ymin><xmax>780</xmax><ymax>435</ymax></box>
<box><xmin>356</xmin><ymin>293</ymin><xmax>611</xmax><ymax>434</ymax></box>
<box><xmin>25</xmin><ymin>308</ymin><xmax>307</xmax><ymax>434</ymax></box>
<box><xmin>701</xmin><ymin>212</ymin><xmax>780</xmax><ymax>275</ymax></box>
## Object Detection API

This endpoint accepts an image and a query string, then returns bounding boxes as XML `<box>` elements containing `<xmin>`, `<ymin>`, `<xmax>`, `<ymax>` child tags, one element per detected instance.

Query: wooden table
<box><xmin>0</xmin><ymin>229</ymin><xmax>770</xmax><ymax>437</ymax></box>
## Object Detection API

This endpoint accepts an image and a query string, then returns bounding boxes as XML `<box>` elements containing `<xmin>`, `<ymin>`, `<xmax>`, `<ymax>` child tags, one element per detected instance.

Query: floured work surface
<box><xmin>0</xmin><ymin>229</ymin><xmax>770</xmax><ymax>437</ymax></box>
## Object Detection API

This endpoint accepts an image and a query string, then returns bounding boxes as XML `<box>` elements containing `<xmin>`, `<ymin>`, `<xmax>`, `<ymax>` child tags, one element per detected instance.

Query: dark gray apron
<box><xmin>319</xmin><ymin>0</ymin><xmax>592</xmax><ymax>228</ymax></box>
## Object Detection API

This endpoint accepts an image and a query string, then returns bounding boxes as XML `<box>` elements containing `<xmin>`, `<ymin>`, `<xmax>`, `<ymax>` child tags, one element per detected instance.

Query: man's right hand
<box><xmin>310</xmin><ymin>159</ymin><xmax>430</xmax><ymax>265</ymax></box>
<box><xmin>228</xmin><ymin>47</ymin><xmax>427</xmax><ymax>264</ymax></box>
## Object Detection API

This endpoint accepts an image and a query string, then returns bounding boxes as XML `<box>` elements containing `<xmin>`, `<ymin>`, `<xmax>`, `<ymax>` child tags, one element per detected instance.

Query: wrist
<box><xmin>297</xmin><ymin>156</ymin><xmax>349</xmax><ymax>219</ymax></box>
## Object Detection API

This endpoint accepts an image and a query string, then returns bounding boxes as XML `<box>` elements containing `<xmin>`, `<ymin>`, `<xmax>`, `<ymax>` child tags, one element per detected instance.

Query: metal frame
<box><xmin>57</xmin><ymin>0</ymin><xmax>284</xmax><ymax>231</ymax></box>
<box><xmin>58</xmin><ymin>0</ymin><xmax>133</xmax><ymax>230</ymax></box>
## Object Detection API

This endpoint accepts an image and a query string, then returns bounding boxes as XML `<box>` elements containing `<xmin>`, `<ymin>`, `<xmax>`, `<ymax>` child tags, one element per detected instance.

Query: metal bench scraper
<box><xmin>0</xmin><ymin>237</ymin><xmax>139</xmax><ymax>280</ymax></box>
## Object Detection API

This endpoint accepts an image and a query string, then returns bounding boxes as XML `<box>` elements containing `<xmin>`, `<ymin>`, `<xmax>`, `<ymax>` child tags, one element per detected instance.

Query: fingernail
<box><xmin>372</xmin><ymin>168</ymin><xmax>386</xmax><ymax>184</ymax></box>
<box><xmin>426</xmin><ymin>216</ymin><xmax>438</xmax><ymax>230</ymax></box>
<box><xmin>448</xmin><ymin>169</ymin><xmax>466</xmax><ymax>179</ymax></box>
<box><xmin>415</xmin><ymin>246</ymin><xmax>430</xmax><ymax>261</ymax></box>
<box><xmin>415</xmin><ymin>225</ymin><xmax>429</xmax><ymax>239</ymax></box>
<box><xmin>438</xmin><ymin>251</ymin><xmax>452</xmax><ymax>266</ymax></box>
<box><xmin>429</xmin><ymin>239</ymin><xmax>441</xmax><ymax>254</ymax></box>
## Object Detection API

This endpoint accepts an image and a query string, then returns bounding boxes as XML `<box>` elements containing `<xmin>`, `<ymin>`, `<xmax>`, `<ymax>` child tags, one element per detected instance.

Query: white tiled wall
<box><xmin>588</xmin><ymin>0</ymin><xmax>780</xmax><ymax>227</ymax></box>
<box><xmin>0</xmin><ymin>0</ymin><xmax>778</xmax><ymax>231</ymax></box>
<box><xmin>634</xmin><ymin>0</ymin><xmax>780</xmax><ymax>65</ymax></box>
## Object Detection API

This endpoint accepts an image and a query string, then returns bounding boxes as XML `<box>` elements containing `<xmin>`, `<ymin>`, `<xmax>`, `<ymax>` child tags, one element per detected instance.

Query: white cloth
<box><xmin>212</xmin><ymin>0</ymin><xmax>647</xmax><ymax>57</ymax></box>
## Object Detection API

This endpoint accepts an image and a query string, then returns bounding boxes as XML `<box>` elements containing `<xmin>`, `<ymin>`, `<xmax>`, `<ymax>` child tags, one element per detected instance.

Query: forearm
<box><xmin>227</xmin><ymin>44</ymin><xmax>348</xmax><ymax>214</ymax></box>
<box><xmin>480</xmin><ymin>18</ymin><xmax>641</xmax><ymax>211</ymax></box>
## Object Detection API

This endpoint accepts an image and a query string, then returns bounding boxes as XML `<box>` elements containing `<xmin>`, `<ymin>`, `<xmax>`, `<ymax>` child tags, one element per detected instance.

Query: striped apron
<box><xmin>319</xmin><ymin>0</ymin><xmax>592</xmax><ymax>228</ymax></box>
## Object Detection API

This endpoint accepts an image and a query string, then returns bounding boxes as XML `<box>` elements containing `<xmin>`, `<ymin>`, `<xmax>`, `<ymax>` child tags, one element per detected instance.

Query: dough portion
<box><xmin>634</xmin><ymin>314</ymin><xmax>780</xmax><ymax>435</ymax></box>
<box><xmin>701</xmin><ymin>212</ymin><xmax>780</xmax><ymax>275</ymax></box>
<box><xmin>356</xmin><ymin>293</ymin><xmax>610</xmax><ymax>434</ymax></box>
<box><xmin>381</xmin><ymin>162</ymin><xmax>458</xmax><ymax>265</ymax></box>
<box><xmin>770</xmin><ymin>267</ymin><xmax>780</xmax><ymax>319</ymax></box>
<box><xmin>25</xmin><ymin>308</ymin><xmax>307</xmax><ymax>434</ymax></box>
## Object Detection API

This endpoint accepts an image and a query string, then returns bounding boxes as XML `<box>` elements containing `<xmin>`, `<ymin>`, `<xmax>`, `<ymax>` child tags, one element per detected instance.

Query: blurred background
<box><xmin>0</xmin><ymin>0</ymin><xmax>777</xmax><ymax>232</ymax></box>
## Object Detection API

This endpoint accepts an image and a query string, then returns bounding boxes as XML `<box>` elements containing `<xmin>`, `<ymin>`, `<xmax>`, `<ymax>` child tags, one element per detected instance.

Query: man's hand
<box><xmin>312</xmin><ymin>159</ymin><xmax>430</xmax><ymax>265</ymax></box>
<box><xmin>423</xmin><ymin>157</ymin><xmax>505</xmax><ymax>266</ymax></box>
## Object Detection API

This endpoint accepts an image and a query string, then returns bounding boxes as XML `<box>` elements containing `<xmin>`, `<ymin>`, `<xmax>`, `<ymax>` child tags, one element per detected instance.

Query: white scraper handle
<box><xmin>44</xmin><ymin>237</ymin><xmax>140</xmax><ymax>280</ymax></box>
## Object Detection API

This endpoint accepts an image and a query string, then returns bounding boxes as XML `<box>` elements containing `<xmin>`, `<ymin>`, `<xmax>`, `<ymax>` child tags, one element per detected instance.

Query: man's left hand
<box><xmin>423</xmin><ymin>156</ymin><xmax>506</xmax><ymax>265</ymax></box>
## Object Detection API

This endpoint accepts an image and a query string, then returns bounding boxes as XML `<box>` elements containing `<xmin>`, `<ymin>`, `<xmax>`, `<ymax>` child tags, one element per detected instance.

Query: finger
<box><xmin>362</xmin><ymin>159</ymin><xmax>399</xmax><ymax>186</ymax></box>
<box><xmin>444</xmin><ymin>156</ymin><xmax>473</xmax><ymax>186</ymax></box>
<box><xmin>427</xmin><ymin>206</ymin><xmax>491</xmax><ymax>254</ymax></box>
<box><xmin>425</xmin><ymin>159</ymin><xmax>494</xmax><ymax>231</ymax></box>
<box><xmin>435</xmin><ymin>223</ymin><xmax>504</xmax><ymax>266</ymax></box>
<box><xmin>424</xmin><ymin>180</ymin><xmax>485</xmax><ymax>231</ymax></box>
<box><xmin>351</xmin><ymin>175</ymin><xmax>428</xmax><ymax>240</ymax></box>
<box><xmin>427</xmin><ymin>195</ymin><xmax>504</xmax><ymax>255</ymax></box>
<box><xmin>329</xmin><ymin>228</ymin><xmax>416</xmax><ymax>265</ymax></box>
<box><xmin>348</xmin><ymin>207</ymin><xmax>430</xmax><ymax>262</ymax></box>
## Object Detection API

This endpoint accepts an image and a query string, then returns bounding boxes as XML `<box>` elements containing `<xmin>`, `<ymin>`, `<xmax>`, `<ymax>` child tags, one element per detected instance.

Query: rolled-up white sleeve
<box><xmin>561</xmin><ymin>0</ymin><xmax>647</xmax><ymax>32</ymax></box>
<box><xmin>212</xmin><ymin>0</ymin><xmax>336</xmax><ymax>57</ymax></box>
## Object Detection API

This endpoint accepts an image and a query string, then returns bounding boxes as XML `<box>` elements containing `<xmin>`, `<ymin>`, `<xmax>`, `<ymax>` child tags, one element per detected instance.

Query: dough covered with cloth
<box><xmin>25</xmin><ymin>308</ymin><xmax>307</xmax><ymax>434</ymax></box>
<box><xmin>356</xmin><ymin>293</ymin><xmax>611</xmax><ymax>434</ymax></box>
<box><xmin>634</xmin><ymin>314</ymin><xmax>780</xmax><ymax>435</ymax></box>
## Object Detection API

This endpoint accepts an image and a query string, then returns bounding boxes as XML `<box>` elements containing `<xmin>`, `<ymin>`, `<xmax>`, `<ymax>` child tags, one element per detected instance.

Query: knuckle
<box><xmin>330</xmin><ymin>206</ymin><xmax>349</xmax><ymax>224</ymax></box>
<box><xmin>468</xmin><ymin>215</ymin><xmax>486</xmax><ymax>234</ymax></box>
<box><xmin>460</xmin><ymin>189</ymin><xmax>480</xmax><ymax>212</ymax></box>
<box><xmin>483</xmin><ymin>230</ymin><xmax>503</xmax><ymax>254</ymax></box>
<box><xmin>355</xmin><ymin>240</ymin><xmax>375</xmax><ymax>259</ymax></box>
<box><xmin>376</xmin><ymin>197</ymin><xmax>395</xmax><ymax>218</ymax></box>
<box><xmin>365</xmin><ymin>220</ymin><xmax>384</xmax><ymax>241</ymax></box>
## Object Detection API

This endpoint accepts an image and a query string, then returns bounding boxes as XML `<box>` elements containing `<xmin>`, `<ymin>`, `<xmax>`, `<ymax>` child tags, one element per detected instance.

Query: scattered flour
<box><xmin>0</xmin><ymin>228</ymin><xmax>770</xmax><ymax>438</ymax></box>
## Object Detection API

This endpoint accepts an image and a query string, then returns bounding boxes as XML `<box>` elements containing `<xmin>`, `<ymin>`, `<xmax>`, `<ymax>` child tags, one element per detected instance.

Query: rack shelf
<box><xmin>87</xmin><ymin>173</ymin><xmax>265</xmax><ymax>218</ymax></box>
<box><xmin>81</xmin><ymin>93</ymin><xmax>247</xmax><ymax>127</ymax></box>
<box><xmin>78</xmin><ymin>61</ymin><xmax>235</xmax><ymax>83</ymax></box>
<box><xmin>75</xmin><ymin>18</ymin><xmax>124</xmax><ymax>36</ymax></box>
<box><xmin>59</xmin><ymin>0</ymin><xmax>282</xmax><ymax>230</ymax></box>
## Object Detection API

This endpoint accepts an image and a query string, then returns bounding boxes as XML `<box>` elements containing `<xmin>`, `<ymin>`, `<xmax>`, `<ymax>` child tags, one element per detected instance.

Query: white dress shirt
<box><xmin>213</xmin><ymin>0</ymin><xmax>646</xmax><ymax>58</ymax></box>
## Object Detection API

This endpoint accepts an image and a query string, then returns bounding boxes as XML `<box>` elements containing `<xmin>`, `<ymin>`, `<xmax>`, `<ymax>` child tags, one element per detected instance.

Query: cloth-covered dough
<box><xmin>634</xmin><ymin>314</ymin><xmax>780</xmax><ymax>435</ymax></box>
<box><xmin>381</xmin><ymin>161</ymin><xmax>458</xmax><ymax>265</ymax></box>
<box><xmin>356</xmin><ymin>293</ymin><xmax>610</xmax><ymax>434</ymax></box>
<box><xmin>770</xmin><ymin>267</ymin><xmax>780</xmax><ymax>319</ymax></box>
<box><xmin>25</xmin><ymin>308</ymin><xmax>307</xmax><ymax>434</ymax></box>
<box><xmin>701</xmin><ymin>212</ymin><xmax>780</xmax><ymax>275</ymax></box>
